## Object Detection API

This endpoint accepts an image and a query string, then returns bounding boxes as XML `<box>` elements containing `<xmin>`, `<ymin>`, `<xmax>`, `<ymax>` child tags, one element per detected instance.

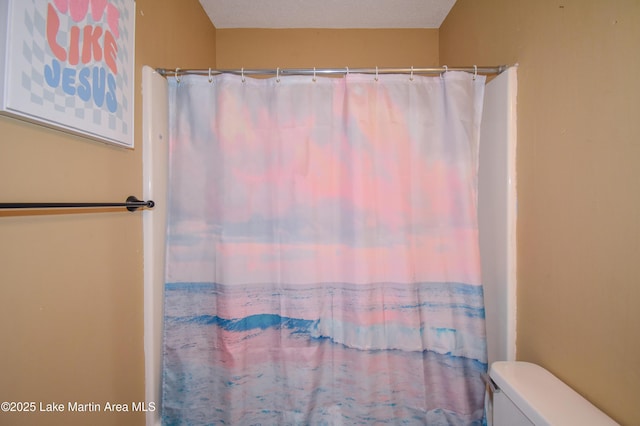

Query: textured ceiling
<box><xmin>199</xmin><ymin>0</ymin><xmax>457</xmax><ymax>29</ymax></box>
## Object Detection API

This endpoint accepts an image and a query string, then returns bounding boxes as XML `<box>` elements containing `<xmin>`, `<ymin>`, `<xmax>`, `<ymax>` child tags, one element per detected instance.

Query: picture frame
<box><xmin>0</xmin><ymin>0</ymin><xmax>135</xmax><ymax>148</ymax></box>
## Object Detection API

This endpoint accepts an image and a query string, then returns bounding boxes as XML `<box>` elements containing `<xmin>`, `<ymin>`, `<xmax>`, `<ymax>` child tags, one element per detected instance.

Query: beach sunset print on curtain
<box><xmin>163</xmin><ymin>72</ymin><xmax>487</xmax><ymax>425</ymax></box>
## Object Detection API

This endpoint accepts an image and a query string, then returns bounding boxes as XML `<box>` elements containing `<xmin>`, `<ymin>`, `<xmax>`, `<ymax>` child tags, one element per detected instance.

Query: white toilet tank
<box><xmin>488</xmin><ymin>361</ymin><xmax>618</xmax><ymax>426</ymax></box>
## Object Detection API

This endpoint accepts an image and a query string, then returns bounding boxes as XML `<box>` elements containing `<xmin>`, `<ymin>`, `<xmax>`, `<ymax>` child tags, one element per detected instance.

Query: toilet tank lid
<box><xmin>489</xmin><ymin>361</ymin><xmax>618</xmax><ymax>426</ymax></box>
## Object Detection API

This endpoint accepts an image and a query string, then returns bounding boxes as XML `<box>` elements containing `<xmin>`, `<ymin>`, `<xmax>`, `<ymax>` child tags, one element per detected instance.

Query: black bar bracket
<box><xmin>126</xmin><ymin>195</ymin><xmax>155</xmax><ymax>212</ymax></box>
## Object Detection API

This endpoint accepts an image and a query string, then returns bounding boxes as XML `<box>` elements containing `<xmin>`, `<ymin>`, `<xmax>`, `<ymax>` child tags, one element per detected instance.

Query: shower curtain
<box><xmin>162</xmin><ymin>71</ymin><xmax>487</xmax><ymax>425</ymax></box>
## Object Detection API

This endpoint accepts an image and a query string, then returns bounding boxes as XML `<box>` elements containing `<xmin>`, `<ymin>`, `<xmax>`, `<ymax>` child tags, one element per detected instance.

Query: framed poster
<box><xmin>0</xmin><ymin>0</ymin><xmax>135</xmax><ymax>148</ymax></box>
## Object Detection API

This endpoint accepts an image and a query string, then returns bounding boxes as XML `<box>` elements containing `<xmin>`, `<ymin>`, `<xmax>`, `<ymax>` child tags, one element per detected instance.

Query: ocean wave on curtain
<box><xmin>162</xmin><ymin>71</ymin><xmax>487</xmax><ymax>425</ymax></box>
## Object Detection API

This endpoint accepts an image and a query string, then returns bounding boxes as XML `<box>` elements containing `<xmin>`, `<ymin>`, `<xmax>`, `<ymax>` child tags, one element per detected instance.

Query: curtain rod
<box><xmin>156</xmin><ymin>65</ymin><xmax>507</xmax><ymax>78</ymax></box>
<box><xmin>0</xmin><ymin>196</ymin><xmax>155</xmax><ymax>212</ymax></box>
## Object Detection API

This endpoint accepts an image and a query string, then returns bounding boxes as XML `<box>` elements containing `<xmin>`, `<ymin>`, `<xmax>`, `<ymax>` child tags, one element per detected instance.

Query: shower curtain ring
<box><xmin>175</xmin><ymin>68</ymin><xmax>181</xmax><ymax>83</ymax></box>
<box><xmin>346</xmin><ymin>66</ymin><xmax>349</xmax><ymax>76</ymax></box>
<box><xmin>441</xmin><ymin>65</ymin><xmax>448</xmax><ymax>79</ymax></box>
<box><xmin>375</xmin><ymin>66</ymin><xmax>379</xmax><ymax>82</ymax></box>
<box><xmin>473</xmin><ymin>65</ymin><xmax>478</xmax><ymax>80</ymax></box>
<box><xmin>208</xmin><ymin>68</ymin><xmax>213</xmax><ymax>83</ymax></box>
<box><xmin>241</xmin><ymin>67</ymin><xmax>245</xmax><ymax>83</ymax></box>
<box><xmin>410</xmin><ymin>66</ymin><xmax>414</xmax><ymax>81</ymax></box>
<box><xmin>313</xmin><ymin>67</ymin><xmax>317</xmax><ymax>83</ymax></box>
<box><xmin>276</xmin><ymin>67</ymin><xmax>280</xmax><ymax>83</ymax></box>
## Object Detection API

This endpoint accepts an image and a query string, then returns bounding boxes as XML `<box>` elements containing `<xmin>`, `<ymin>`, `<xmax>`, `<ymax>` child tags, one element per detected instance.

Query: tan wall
<box><xmin>440</xmin><ymin>1</ymin><xmax>640</xmax><ymax>424</ymax></box>
<box><xmin>0</xmin><ymin>1</ymin><xmax>215</xmax><ymax>425</ymax></box>
<box><xmin>216</xmin><ymin>29</ymin><xmax>438</xmax><ymax>69</ymax></box>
